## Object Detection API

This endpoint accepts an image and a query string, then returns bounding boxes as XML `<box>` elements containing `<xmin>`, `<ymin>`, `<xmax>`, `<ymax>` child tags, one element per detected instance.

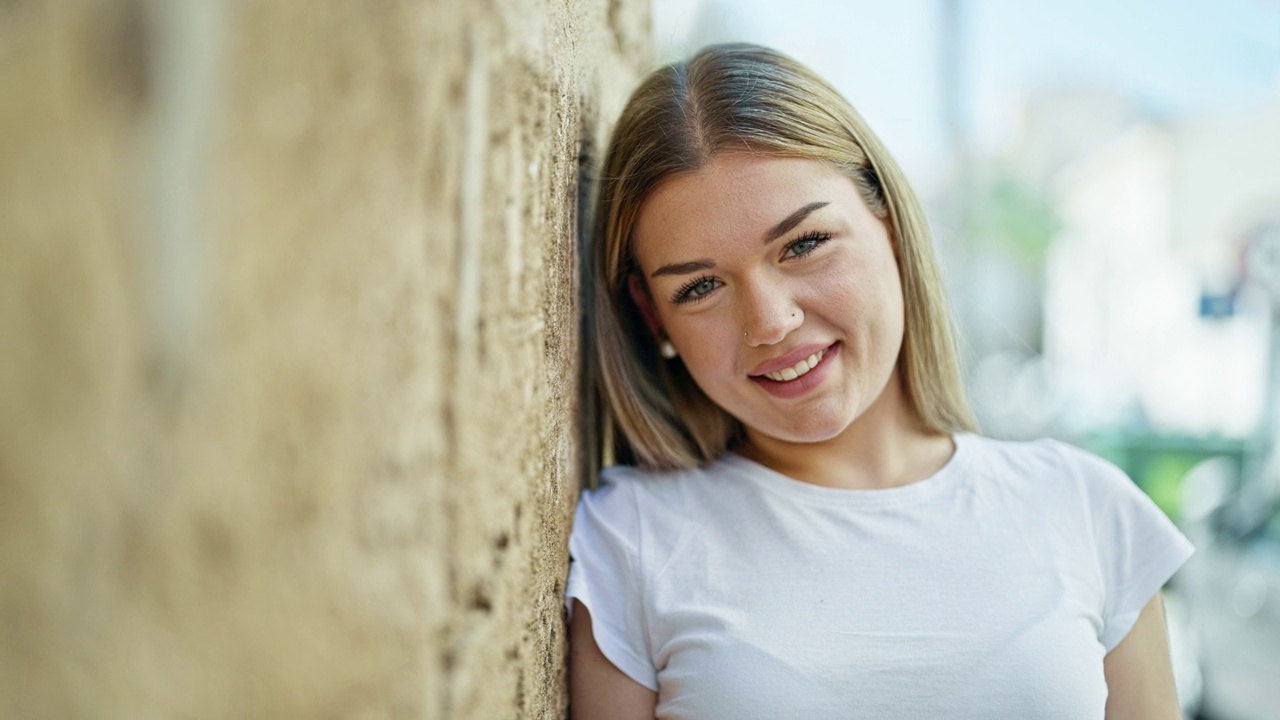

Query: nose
<box><xmin>739</xmin><ymin>276</ymin><xmax>803</xmax><ymax>347</ymax></box>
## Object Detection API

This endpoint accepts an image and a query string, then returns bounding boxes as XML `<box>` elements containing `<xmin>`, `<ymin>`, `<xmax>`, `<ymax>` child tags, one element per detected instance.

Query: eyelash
<box><xmin>670</xmin><ymin>230</ymin><xmax>834</xmax><ymax>305</ymax></box>
<box><xmin>782</xmin><ymin>230</ymin><xmax>833</xmax><ymax>260</ymax></box>
<box><xmin>671</xmin><ymin>275</ymin><xmax>719</xmax><ymax>305</ymax></box>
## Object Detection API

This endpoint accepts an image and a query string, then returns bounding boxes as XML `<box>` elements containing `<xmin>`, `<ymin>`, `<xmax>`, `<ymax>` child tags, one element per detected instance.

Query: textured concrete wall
<box><xmin>0</xmin><ymin>1</ymin><xmax>647</xmax><ymax>717</ymax></box>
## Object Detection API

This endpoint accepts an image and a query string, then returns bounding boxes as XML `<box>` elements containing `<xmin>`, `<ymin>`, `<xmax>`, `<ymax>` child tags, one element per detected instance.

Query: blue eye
<box><xmin>784</xmin><ymin>231</ymin><xmax>832</xmax><ymax>259</ymax></box>
<box><xmin>672</xmin><ymin>276</ymin><xmax>720</xmax><ymax>304</ymax></box>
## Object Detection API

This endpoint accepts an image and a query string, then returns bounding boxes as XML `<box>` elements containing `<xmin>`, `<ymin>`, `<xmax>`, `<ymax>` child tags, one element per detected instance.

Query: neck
<box><xmin>736</xmin><ymin>370</ymin><xmax>955</xmax><ymax>490</ymax></box>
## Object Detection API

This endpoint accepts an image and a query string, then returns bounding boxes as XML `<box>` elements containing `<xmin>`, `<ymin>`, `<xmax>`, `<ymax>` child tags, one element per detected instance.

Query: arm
<box><xmin>568</xmin><ymin>600</ymin><xmax>657</xmax><ymax>720</ymax></box>
<box><xmin>1102</xmin><ymin>591</ymin><xmax>1182</xmax><ymax>719</ymax></box>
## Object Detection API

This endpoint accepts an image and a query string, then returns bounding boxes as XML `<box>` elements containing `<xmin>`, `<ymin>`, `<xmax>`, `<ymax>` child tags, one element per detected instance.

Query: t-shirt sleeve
<box><xmin>1076</xmin><ymin>450</ymin><xmax>1196</xmax><ymax>653</ymax></box>
<box><xmin>565</xmin><ymin>474</ymin><xmax>658</xmax><ymax>691</ymax></box>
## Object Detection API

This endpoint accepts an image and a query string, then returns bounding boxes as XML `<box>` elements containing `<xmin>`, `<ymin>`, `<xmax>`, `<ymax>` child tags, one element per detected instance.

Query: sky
<box><xmin>654</xmin><ymin>0</ymin><xmax>1280</xmax><ymax>192</ymax></box>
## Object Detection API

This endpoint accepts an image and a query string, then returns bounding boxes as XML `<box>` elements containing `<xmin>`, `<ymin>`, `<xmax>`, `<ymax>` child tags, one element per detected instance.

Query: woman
<box><xmin>567</xmin><ymin>43</ymin><xmax>1192</xmax><ymax>719</ymax></box>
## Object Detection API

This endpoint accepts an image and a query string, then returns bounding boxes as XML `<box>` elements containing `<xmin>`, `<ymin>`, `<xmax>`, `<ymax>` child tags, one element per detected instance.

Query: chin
<box><xmin>754</xmin><ymin>415</ymin><xmax>854</xmax><ymax>445</ymax></box>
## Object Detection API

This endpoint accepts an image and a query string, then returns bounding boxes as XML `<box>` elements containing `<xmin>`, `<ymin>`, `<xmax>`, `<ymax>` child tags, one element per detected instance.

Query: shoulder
<box><xmin>1022</xmin><ymin>436</ymin><xmax>1140</xmax><ymax>508</ymax></box>
<box><xmin>962</xmin><ymin>433</ymin><xmax>1136</xmax><ymax>504</ymax></box>
<box><xmin>593</xmin><ymin>458</ymin><xmax>739</xmax><ymax>504</ymax></box>
<box><xmin>570</xmin><ymin>460</ymin><xmax>742</xmax><ymax>581</ymax></box>
<box><xmin>963</xmin><ymin>432</ymin><xmax>1103</xmax><ymax>472</ymax></box>
<box><xmin>577</xmin><ymin>460</ymin><xmax>729</xmax><ymax>529</ymax></box>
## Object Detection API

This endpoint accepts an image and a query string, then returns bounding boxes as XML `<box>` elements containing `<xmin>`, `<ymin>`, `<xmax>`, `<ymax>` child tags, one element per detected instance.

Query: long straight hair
<box><xmin>583</xmin><ymin>43</ymin><xmax>976</xmax><ymax>477</ymax></box>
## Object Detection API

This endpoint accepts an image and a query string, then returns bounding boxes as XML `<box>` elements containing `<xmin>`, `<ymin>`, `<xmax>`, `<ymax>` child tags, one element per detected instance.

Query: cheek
<box><xmin>667</xmin><ymin>314</ymin><xmax>739</xmax><ymax>373</ymax></box>
<box><xmin>808</xmin><ymin>261</ymin><xmax>882</xmax><ymax>313</ymax></box>
<box><xmin>807</xmin><ymin>259</ymin><xmax>905</xmax><ymax>340</ymax></box>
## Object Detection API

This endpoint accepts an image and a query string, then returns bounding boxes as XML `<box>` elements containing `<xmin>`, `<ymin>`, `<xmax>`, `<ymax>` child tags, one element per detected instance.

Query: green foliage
<box><xmin>1139</xmin><ymin>453</ymin><xmax>1202</xmax><ymax>523</ymax></box>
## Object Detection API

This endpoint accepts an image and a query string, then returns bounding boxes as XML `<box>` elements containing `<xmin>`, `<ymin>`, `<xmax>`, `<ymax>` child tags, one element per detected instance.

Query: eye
<box><xmin>782</xmin><ymin>230</ymin><xmax>832</xmax><ymax>260</ymax></box>
<box><xmin>672</xmin><ymin>275</ymin><xmax>721</xmax><ymax>304</ymax></box>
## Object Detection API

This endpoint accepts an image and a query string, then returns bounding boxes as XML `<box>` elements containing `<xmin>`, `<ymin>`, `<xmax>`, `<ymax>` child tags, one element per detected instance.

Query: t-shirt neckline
<box><xmin>720</xmin><ymin>432</ymin><xmax>975</xmax><ymax>507</ymax></box>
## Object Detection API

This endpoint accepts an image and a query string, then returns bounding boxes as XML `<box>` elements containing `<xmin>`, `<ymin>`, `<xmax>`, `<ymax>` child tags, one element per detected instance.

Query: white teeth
<box><xmin>763</xmin><ymin>348</ymin><xmax>827</xmax><ymax>382</ymax></box>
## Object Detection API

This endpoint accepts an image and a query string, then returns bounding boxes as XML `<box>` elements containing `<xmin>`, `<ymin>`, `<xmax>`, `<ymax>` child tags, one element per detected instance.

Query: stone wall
<box><xmin>0</xmin><ymin>1</ymin><xmax>647</xmax><ymax>717</ymax></box>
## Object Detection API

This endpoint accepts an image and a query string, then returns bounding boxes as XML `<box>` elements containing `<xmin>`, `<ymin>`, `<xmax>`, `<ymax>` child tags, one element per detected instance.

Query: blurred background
<box><xmin>654</xmin><ymin>0</ymin><xmax>1280</xmax><ymax>717</ymax></box>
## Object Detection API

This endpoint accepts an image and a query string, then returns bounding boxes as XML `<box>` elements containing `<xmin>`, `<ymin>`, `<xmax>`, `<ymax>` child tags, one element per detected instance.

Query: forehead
<box><xmin>632</xmin><ymin>154</ymin><xmax>854</xmax><ymax>264</ymax></box>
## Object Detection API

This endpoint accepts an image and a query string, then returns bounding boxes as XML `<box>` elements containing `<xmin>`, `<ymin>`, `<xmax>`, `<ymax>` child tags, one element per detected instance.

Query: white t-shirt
<box><xmin>565</xmin><ymin>433</ymin><xmax>1195</xmax><ymax>719</ymax></box>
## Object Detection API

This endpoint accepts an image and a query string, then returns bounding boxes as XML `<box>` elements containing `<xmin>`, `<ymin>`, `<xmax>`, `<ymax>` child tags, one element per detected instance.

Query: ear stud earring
<box><xmin>659</xmin><ymin>339</ymin><xmax>678</xmax><ymax>359</ymax></box>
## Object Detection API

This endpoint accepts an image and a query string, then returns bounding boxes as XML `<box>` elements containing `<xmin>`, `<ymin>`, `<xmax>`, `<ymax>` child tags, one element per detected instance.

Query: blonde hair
<box><xmin>583</xmin><ymin>43</ymin><xmax>976</xmax><ymax>476</ymax></box>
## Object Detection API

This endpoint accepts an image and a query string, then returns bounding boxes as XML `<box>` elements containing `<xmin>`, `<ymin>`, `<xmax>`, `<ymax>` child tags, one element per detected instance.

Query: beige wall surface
<box><xmin>0</xmin><ymin>1</ymin><xmax>647</xmax><ymax>717</ymax></box>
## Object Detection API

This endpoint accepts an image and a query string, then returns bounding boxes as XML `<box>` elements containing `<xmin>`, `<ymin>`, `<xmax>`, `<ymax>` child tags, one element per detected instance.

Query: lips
<box><xmin>761</xmin><ymin>347</ymin><xmax>827</xmax><ymax>382</ymax></box>
<box><xmin>749</xmin><ymin>342</ymin><xmax>840</xmax><ymax>398</ymax></box>
<box><xmin>748</xmin><ymin>342</ymin><xmax>835</xmax><ymax>378</ymax></box>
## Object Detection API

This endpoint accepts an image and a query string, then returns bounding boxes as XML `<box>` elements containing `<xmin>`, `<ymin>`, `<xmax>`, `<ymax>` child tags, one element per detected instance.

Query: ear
<box><xmin>627</xmin><ymin>274</ymin><xmax>663</xmax><ymax>339</ymax></box>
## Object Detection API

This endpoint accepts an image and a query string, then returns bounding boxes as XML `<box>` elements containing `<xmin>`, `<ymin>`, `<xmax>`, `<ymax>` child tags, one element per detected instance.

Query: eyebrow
<box><xmin>763</xmin><ymin>201</ymin><xmax>829</xmax><ymax>244</ymax></box>
<box><xmin>648</xmin><ymin>201</ymin><xmax>831</xmax><ymax>278</ymax></box>
<box><xmin>649</xmin><ymin>259</ymin><xmax>715</xmax><ymax>278</ymax></box>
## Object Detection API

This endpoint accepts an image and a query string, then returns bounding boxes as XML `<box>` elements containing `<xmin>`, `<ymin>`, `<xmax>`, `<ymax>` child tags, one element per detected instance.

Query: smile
<box><xmin>762</xmin><ymin>348</ymin><xmax>827</xmax><ymax>382</ymax></box>
<box><xmin>749</xmin><ymin>342</ymin><xmax>840</xmax><ymax>399</ymax></box>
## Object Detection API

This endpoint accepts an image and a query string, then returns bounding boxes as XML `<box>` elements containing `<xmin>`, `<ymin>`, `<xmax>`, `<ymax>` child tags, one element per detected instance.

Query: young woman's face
<box><xmin>631</xmin><ymin>153</ymin><xmax>907</xmax><ymax>445</ymax></box>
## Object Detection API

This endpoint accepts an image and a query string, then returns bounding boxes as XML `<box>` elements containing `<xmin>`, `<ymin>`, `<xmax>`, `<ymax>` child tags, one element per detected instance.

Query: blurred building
<box><xmin>970</xmin><ymin>83</ymin><xmax>1280</xmax><ymax>441</ymax></box>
